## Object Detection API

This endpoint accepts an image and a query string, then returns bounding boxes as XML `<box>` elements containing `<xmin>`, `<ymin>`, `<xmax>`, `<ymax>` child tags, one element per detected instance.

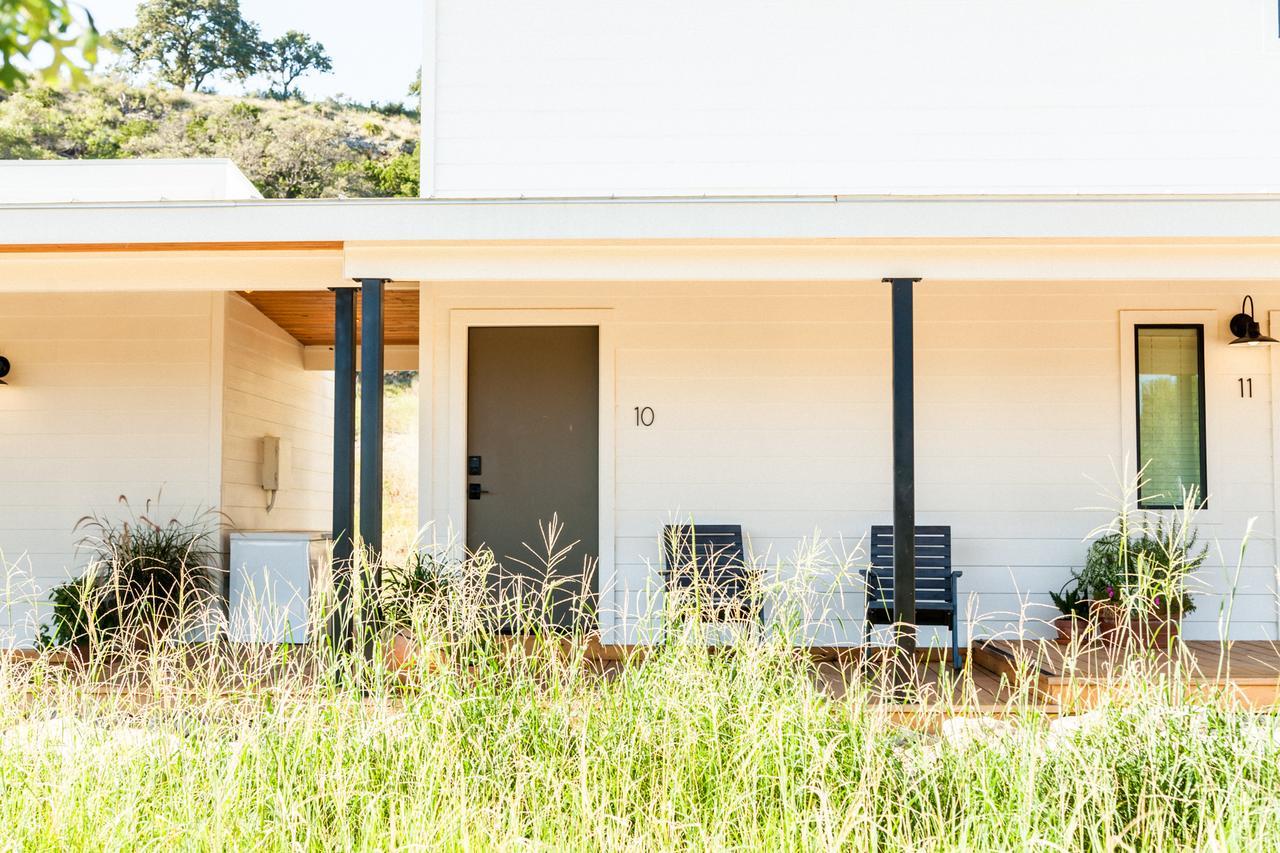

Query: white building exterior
<box><xmin>421</xmin><ymin>0</ymin><xmax>1280</xmax><ymax>197</ymax></box>
<box><xmin>0</xmin><ymin>159</ymin><xmax>262</xmax><ymax>203</ymax></box>
<box><xmin>3</xmin><ymin>1</ymin><xmax>1280</xmax><ymax>648</ymax></box>
<box><xmin>0</xmin><ymin>163</ymin><xmax>328</xmax><ymax>644</ymax></box>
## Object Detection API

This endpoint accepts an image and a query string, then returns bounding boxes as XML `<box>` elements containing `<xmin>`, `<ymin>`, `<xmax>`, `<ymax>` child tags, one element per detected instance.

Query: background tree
<box><xmin>111</xmin><ymin>0</ymin><xmax>258</xmax><ymax>91</ymax></box>
<box><xmin>260</xmin><ymin>30</ymin><xmax>329</xmax><ymax>99</ymax></box>
<box><xmin>0</xmin><ymin>0</ymin><xmax>99</xmax><ymax>90</ymax></box>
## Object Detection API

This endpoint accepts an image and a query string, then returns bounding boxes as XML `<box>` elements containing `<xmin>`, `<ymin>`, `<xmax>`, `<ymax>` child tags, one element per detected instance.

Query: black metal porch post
<box><xmin>358</xmin><ymin>278</ymin><xmax>387</xmax><ymax>657</ymax></box>
<box><xmin>329</xmin><ymin>287</ymin><xmax>357</xmax><ymax>655</ymax></box>
<box><xmin>886</xmin><ymin>277</ymin><xmax>920</xmax><ymax>668</ymax></box>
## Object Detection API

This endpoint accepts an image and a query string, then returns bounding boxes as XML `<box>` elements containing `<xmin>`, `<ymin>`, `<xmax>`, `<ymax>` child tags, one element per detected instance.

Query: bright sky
<box><xmin>79</xmin><ymin>0</ymin><xmax>423</xmax><ymax>104</ymax></box>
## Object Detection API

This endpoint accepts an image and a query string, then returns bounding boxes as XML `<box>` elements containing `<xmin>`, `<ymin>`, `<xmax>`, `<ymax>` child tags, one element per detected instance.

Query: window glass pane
<box><xmin>1136</xmin><ymin>326</ymin><xmax>1204</xmax><ymax>508</ymax></box>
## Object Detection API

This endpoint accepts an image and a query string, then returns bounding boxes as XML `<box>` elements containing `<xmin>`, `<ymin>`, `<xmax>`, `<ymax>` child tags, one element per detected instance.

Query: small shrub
<box><xmin>38</xmin><ymin>569</ymin><xmax>117</xmax><ymax>649</ymax></box>
<box><xmin>382</xmin><ymin>548</ymin><xmax>459</xmax><ymax>631</ymax></box>
<box><xmin>362</xmin><ymin>147</ymin><xmax>420</xmax><ymax>197</ymax></box>
<box><xmin>1080</xmin><ymin>484</ymin><xmax>1206</xmax><ymax>617</ymax></box>
<box><xmin>1049</xmin><ymin>574</ymin><xmax>1089</xmax><ymax>617</ymax></box>
<box><xmin>229</xmin><ymin>100</ymin><xmax>261</xmax><ymax>121</ymax></box>
<box><xmin>41</xmin><ymin>497</ymin><xmax>222</xmax><ymax>648</ymax></box>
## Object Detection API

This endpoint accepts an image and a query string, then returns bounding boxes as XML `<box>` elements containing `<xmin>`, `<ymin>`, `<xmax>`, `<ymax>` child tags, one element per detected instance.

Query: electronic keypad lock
<box><xmin>468</xmin><ymin>455</ymin><xmax>482</xmax><ymax>476</ymax></box>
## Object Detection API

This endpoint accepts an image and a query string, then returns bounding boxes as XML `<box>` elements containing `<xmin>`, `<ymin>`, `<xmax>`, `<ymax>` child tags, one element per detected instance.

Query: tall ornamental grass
<box><xmin>1</xmin><ymin>619</ymin><xmax>1278</xmax><ymax>850</ymax></box>
<box><xmin>0</xmin><ymin>499</ymin><xmax>1277</xmax><ymax>849</ymax></box>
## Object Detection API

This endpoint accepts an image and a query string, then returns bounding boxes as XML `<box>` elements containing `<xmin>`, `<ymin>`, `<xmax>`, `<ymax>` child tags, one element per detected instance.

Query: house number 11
<box><xmin>1240</xmin><ymin>378</ymin><xmax>1254</xmax><ymax>398</ymax></box>
<box><xmin>634</xmin><ymin>406</ymin><xmax>655</xmax><ymax>427</ymax></box>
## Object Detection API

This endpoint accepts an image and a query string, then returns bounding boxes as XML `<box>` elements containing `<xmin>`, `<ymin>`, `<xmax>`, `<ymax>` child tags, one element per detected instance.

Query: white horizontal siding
<box><xmin>0</xmin><ymin>293</ymin><xmax>219</xmax><ymax>646</ymax></box>
<box><xmin>219</xmin><ymin>296</ymin><xmax>333</xmax><ymax>537</ymax></box>
<box><xmin>427</xmin><ymin>0</ymin><xmax>1280</xmax><ymax>197</ymax></box>
<box><xmin>426</xmin><ymin>280</ymin><xmax>1280</xmax><ymax>645</ymax></box>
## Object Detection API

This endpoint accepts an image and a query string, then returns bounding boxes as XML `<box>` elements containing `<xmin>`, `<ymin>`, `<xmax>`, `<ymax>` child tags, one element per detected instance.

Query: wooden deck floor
<box><xmin>815</xmin><ymin>653</ymin><xmax>993</xmax><ymax>702</ymax></box>
<box><xmin>973</xmin><ymin>639</ymin><xmax>1280</xmax><ymax>710</ymax></box>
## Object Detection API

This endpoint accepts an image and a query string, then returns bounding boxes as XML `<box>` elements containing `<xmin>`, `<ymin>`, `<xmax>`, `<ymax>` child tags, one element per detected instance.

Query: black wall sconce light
<box><xmin>0</xmin><ymin>356</ymin><xmax>9</xmax><ymax>385</ymax></box>
<box><xmin>1229</xmin><ymin>296</ymin><xmax>1279</xmax><ymax>346</ymax></box>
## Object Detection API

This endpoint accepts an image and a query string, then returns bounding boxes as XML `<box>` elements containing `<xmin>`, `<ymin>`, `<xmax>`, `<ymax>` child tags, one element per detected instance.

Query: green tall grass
<box><xmin>1</xmin><ymin>492</ymin><xmax>1278</xmax><ymax>849</ymax></box>
<box><xmin>1</xmin><ymin>624</ymin><xmax>1278</xmax><ymax>849</ymax></box>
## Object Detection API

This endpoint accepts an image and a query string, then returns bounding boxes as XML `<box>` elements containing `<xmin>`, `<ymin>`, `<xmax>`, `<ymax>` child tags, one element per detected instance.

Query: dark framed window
<box><xmin>1134</xmin><ymin>324</ymin><xmax>1207</xmax><ymax>509</ymax></box>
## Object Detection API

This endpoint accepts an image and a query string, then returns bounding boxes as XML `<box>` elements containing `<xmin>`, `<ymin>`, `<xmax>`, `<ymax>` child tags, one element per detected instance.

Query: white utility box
<box><xmin>229</xmin><ymin>532</ymin><xmax>330</xmax><ymax>643</ymax></box>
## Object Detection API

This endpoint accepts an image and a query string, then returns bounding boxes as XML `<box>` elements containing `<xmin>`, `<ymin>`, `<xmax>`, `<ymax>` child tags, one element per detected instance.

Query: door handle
<box><xmin>468</xmin><ymin>483</ymin><xmax>491</xmax><ymax>500</ymax></box>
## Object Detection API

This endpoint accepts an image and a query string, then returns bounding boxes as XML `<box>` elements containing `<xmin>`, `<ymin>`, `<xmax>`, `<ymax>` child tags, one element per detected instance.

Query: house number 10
<box><xmin>634</xmin><ymin>406</ymin><xmax>655</xmax><ymax>427</ymax></box>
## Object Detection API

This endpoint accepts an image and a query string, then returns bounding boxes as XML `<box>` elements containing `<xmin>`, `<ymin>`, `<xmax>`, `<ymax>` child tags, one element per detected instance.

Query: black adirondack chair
<box><xmin>662</xmin><ymin>524</ymin><xmax>757</xmax><ymax>622</ymax></box>
<box><xmin>863</xmin><ymin>525</ymin><xmax>964</xmax><ymax>670</ymax></box>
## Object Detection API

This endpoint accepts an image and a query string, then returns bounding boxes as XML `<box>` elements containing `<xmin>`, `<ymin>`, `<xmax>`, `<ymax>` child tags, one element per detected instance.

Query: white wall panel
<box><xmin>427</xmin><ymin>0</ymin><xmax>1280</xmax><ymax>197</ymax></box>
<box><xmin>426</xmin><ymin>279</ymin><xmax>1280</xmax><ymax>645</ymax></box>
<box><xmin>0</xmin><ymin>292</ymin><xmax>335</xmax><ymax>646</ymax></box>
<box><xmin>0</xmin><ymin>292</ymin><xmax>219</xmax><ymax>645</ymax></box>
<box><xmin>219</xmin><ymin>295</ymin><xmax>334</xmax><ymax>535</ymax></box>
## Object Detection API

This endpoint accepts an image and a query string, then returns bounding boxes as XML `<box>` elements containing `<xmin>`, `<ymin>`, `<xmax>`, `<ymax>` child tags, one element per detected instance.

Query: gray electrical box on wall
<box><xmin>261</xmin><ymin>436</ymin><xmax>291</xmax><ymax>491</ymax></box>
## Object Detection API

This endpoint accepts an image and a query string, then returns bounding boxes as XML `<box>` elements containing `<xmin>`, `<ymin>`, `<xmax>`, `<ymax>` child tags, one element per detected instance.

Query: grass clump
<box><xmin>3</xmin><ymin>477</ymin><xmax>1279</xmax><ymax>849</ymax></box>
<box><xmin>1</xmin><ymin>629</ymin><xmax>1278</xmax><ymax>850</ymax></box>
<box><xmin>39</xmin><ymin>496</ymin><xmax>221</xmax><ymax>651</ymax></box>
<box><xmin>1</xmin><ymin>531</ymin><xmax>1279</xmax><ymax>851</ymax></box>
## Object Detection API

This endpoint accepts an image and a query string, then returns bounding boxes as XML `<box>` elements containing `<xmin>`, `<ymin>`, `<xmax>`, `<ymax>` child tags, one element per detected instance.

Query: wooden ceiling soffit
<box><xmin>240</xmin><ymin>289</ymin><xmax>419</xmax><ymax>347</ymax></box>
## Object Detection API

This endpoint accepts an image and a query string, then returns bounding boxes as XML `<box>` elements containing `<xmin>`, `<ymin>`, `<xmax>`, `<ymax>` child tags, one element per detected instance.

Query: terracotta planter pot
<box><xmin>1089</xmin><ymin>603</ymin><xmax>1127</xmax><ymax>646</ymax></box>
<box><xmin>1052</xmin><ymin>614</ymin><xmax>1084</xmax><ymax>645</ymax></box>
<box><xmin>1131</xmin><ymin>612</ymin><xmax>1182</xmax><ymax>648</ymax></box>
<box><xmin>1088</xmin><ymin>603</ymin><xmax>1182</xmax><ymax>648</ymax></box>
<box><xmin>66</xmin><ymin>632</ymin><xmax>152</xmax><ymax>664</ymax></box>
<box><xmin>385</xmin><ymin>632</ymin><xmax>449</xmax><ymax>683</ymax></box>
<box><xmin>66</xmin><ymin>641</ymin><xmax>92</xmax><ymax>667</ymax></box>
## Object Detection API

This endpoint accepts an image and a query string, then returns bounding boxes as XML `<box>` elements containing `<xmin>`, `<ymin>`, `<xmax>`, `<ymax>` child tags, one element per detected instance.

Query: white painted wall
<box><xmin>425</xmin><ymin>0</ymin><xmax>1280</xmax><ymax>197</ymax></box>
<box><xmin>423</xmin><ymin>280</ymin><xmax>1280</xmax><ymax>646</ymax></box>
<box><xmin>0</xmin><ymin>159</ymin><xmax>262</xmax><ymax>203</ymax></box>
<box><xmin>219</xmin><ymin>295</ymin><xmax>333</xmax><ymax>535</ymax></box>
<box><xmin>0</xmin><ymin>292</ymin><xmax>222</xmax><ymax>645</ymax></box>
<box><xmin>0</xmin><ymin>291</ymin><xmax>334</xmax><ymax>646</ymax></box>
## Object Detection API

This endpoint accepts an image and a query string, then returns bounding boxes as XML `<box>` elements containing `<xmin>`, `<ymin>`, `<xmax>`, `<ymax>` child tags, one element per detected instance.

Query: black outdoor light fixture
<box><xmin>0</xmin><ymin>356</ymin><xmax>9</xmax><ymax>385</ymax></box>
<box><xmin>1229</xmin><ymin>296</ymin><xmax>1279</xmax><ymax>346</ymax></box>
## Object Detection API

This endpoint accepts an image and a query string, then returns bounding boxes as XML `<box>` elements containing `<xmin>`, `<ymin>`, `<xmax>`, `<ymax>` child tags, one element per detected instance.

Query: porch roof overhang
<box><xmin>5</xmin><ymin>194</ymin><xmax>1280</xmax><ymax>288</ymax></box>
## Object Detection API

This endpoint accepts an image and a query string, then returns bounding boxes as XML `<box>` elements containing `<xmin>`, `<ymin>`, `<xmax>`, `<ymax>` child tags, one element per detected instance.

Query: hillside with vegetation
<box><xmin>0</xmin><ymin>79</ymin><xmax>420</xmax><ymax>198</ymax></box>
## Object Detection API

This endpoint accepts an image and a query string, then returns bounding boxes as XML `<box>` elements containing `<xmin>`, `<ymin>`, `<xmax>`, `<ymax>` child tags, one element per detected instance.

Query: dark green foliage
<box><xmin>382</xmin><ymin>549</ymin><xmax>458</xmax><ymax>630</ymax></box>
<box><xmin>112</xmin><ymin>0</ymin><xmax>261</xmax><ymax>92</ymax></box>
<box><xmin>1049</xmin><ymin>574</ymin><xmax>1089</xmax><ymax>617</ymax></box>
<box><xmin>39</xmin><ymin>496</ymin><xmax>221</xmax><ymax>648</ymax></box>
<box><xmin>0</xmin><ymin>79</ymin><xmax>421</xmax><ymax>198</ymax></box>
<box><xmin>384</xmin><ymin>370</ymin><xmax>417</xmax><ymax>389</ymax></box>
<box><xmin>368</xmin><ymin>100</ymin><xmax>413</xmax><ymax>118</ymax></box>
<box><xmin>363</xmin><ymin>146</ymin><xmax>420</xmax><ymax>197</ymax></box>
<box><xmin>261</xmin><ymin>30</ymin><xmax>331</xmax><ymax>99</ymax></box>
<box><xmin>1080</xmin><ymin>516</ymin><xmax>1205</xmax><ymax>615</ymax></box>
<box><xmin>39</xmin><ymin>571</ymin><xmax>117</xmax><ymax>648</ymax></box>
<box><xmin>1081</xmin><ymin>532</ymin><xmax>1127</xmax><ymax>601</ymax></box>
<box><xmin>0</xmin><ymin>0</ymin><xmax>99</xmax><ymax>91</ymax></box>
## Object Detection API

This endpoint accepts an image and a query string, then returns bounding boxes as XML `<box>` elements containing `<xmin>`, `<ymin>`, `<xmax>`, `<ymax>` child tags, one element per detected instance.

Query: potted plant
<box><xmin>40</xmin><ymin>497</ymin><xmax>220</xmax><ymax>658</ymax></box>
<box><xmin>382</xmin><ymin>549</ymin><xmax>458</xmax><ymax>679</ymax></box>
<box><xmin>38</xmin><ymin>568</ymin><xmax>118</xmax><ymax>661</ymax></box>
<box><xmin>1078</xmin><ymin>512</ymin><xmax>1203</xmax><ymax>648</ymax></box>
<box><xmin>1048</xmin><ymin>574</ymin><xmax>1089</xmax><ymax>644</ymax></box>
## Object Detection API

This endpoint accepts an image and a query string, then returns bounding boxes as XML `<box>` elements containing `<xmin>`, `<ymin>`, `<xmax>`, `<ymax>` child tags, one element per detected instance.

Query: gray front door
<box><xmin>466</xmin><ymin>326</ymin><xmax>599</xmax><ymax>631</ymax></box>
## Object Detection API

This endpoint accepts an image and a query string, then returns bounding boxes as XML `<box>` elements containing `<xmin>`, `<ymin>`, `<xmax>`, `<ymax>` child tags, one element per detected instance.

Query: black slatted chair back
<box><xmin>663</xmin><ymin>524</ymin><xmax>755</xmax><ymax>621</ymax></box>
<box><xmin>864</xmin><ymin>525</ymin><xmax>964</xmax><ymax>669</ymax></box>
<box><xmin>866</xmin><ymin>525</ymin><xmax>952</xmax><ymax>614</ymax></box>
